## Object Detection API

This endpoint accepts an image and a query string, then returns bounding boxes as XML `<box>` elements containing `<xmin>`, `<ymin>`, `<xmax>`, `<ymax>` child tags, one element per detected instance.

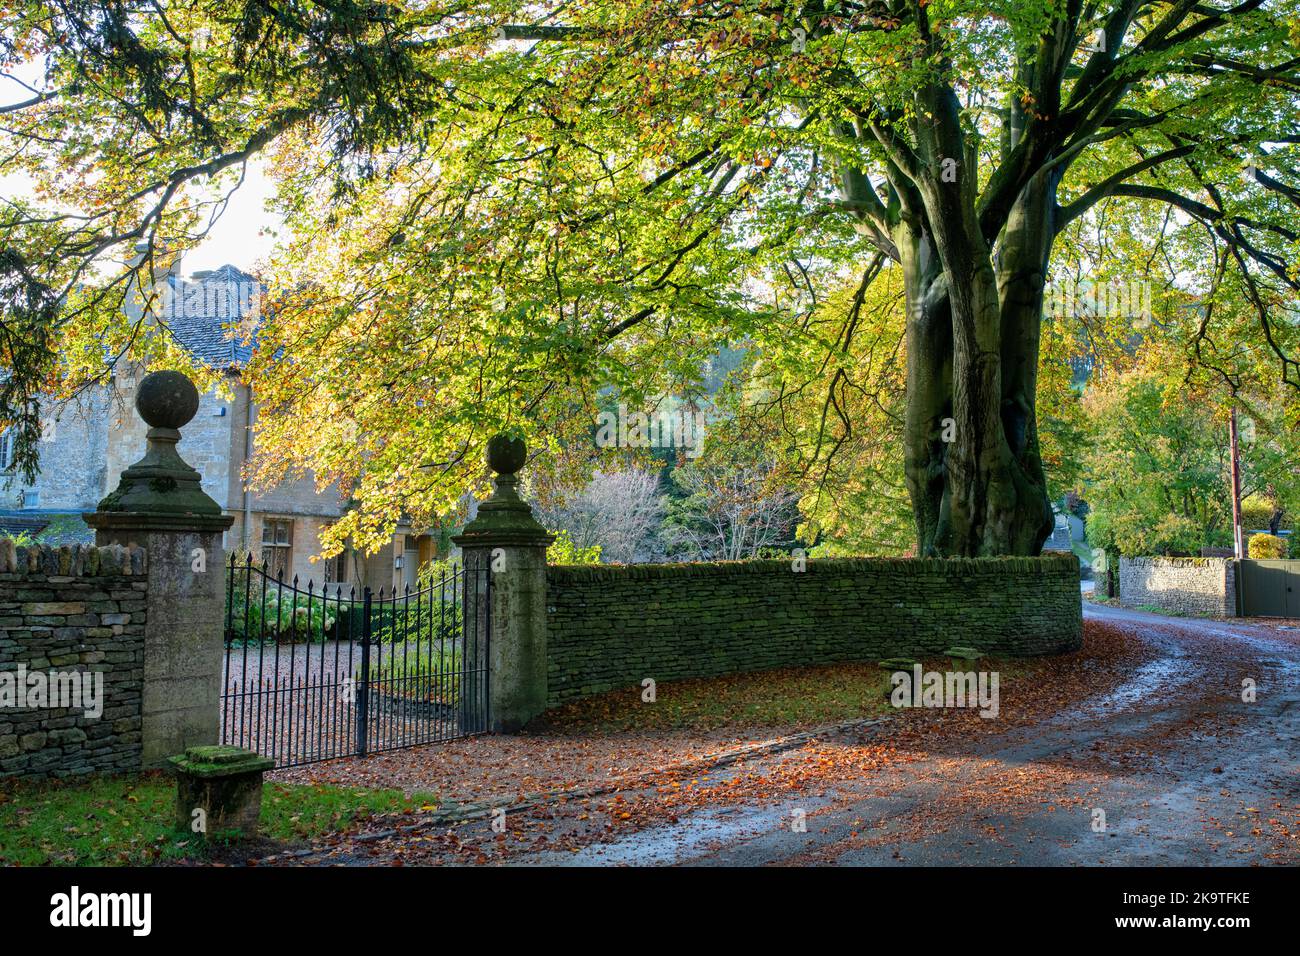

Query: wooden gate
<box><xmin>1238</xmin><ymin>559</ymin><xmax>1300</xmax><ymax>618</ymax></box>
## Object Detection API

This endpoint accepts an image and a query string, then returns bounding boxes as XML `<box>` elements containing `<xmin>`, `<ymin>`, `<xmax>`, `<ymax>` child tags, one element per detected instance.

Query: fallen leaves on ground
<box><xmin>257</xmin><ymin>616</ymin><xmax>1300</xmax><ymax>867</ymax></box>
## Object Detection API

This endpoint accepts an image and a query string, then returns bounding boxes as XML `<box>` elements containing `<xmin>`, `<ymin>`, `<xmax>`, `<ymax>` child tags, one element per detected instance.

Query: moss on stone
<box><xmin>169</xmin><ymin>745</ymin><xmax>274</xmax><ymax>778</ymax></box>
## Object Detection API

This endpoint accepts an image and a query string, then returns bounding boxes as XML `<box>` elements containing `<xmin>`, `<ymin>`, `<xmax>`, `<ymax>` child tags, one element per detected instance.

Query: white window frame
<box><xmin>0</xmin><ymin>429</ymin><xmax>15</xmax><ymax>472</ymax></box>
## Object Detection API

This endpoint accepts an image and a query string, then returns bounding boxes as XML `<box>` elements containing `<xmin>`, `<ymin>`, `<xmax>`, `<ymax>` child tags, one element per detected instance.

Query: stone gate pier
<box><xmin>86</xmin><ymin>370</ymin><xmax>233</xmax><ymax>767</ymax></box>
<box><xmin>452</xmin><ymin>435</ymin><xmax>553</xmax><ymax>733</ymax></box>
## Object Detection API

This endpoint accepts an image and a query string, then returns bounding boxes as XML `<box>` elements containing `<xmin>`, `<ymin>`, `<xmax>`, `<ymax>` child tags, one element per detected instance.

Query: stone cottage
<box><xmin>0</xmin><ymin>262</ymin><xmax>441</xmax><ymax>592</ymax></box>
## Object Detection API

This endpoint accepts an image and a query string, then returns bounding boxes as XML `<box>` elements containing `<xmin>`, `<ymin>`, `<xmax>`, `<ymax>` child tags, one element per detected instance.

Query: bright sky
<box><xmin>1</xmin><ymin>60</ymin><xmax>281</xmax><ymax>278</ymax></box>
<box><xmin>178</xmin><ymin>166</ymin><xmax>280</xmax><ymax>276</ymax></box>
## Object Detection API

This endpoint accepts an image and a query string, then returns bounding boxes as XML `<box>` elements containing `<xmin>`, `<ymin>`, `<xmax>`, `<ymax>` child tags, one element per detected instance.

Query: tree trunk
<box><xmin>838</xmin><ymin>104</ymin><xmax>1055</xmax><ymax>557</ymax></box>
<box><xmin>897</xmin><ymin>176</ymin><xmax>1055</xmax><ymax>557</ymax></box>
<box><xmin>989</xmin><ymin>171</ymin><xmax>1057</xmax><ymax>555</ymax></box>
<box><xmin>898</xmin><ymin>227</ymin><xmax>953</xmax><ymax>555</ymax></box>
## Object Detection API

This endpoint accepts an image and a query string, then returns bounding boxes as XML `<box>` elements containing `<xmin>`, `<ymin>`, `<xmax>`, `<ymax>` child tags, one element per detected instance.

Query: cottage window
<box><xmin>260</xmin><ymin>518</ymin><xmax>293</xmax><ymax>579</ymax></box>
<box><xmin>324</xmin><ymin>549</ymin><xmax>348</xmax><ymax>585</ymax></box>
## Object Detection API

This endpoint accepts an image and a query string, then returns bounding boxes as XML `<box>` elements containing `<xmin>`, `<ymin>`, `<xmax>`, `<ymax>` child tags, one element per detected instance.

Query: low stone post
<box><xmin>451</xmin><ymin>435</ymin><xmax>554</xmax><ymax>733</ymax></box>
<box><xmin>944</xmin><ymin>646</ymin><xmax>983</xmax><ymax>672</ymax></box>
<box><xmin>169</xmin><ymin>745</ymin><xmax>274</xmax><ymax>839</ymax></box>
<box><xmin>85</xmin><ymin>371</ymin><xmax>234</xmax><ymax>767</ymax></box>
<box><xmin>878</xmin><ymin>657</ymin><xmax>918</xmax><ymax>701</ymax></box>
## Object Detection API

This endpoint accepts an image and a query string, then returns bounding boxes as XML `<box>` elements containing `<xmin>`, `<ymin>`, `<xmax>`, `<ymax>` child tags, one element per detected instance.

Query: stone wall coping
<box><xmin>453</xmin><ymin>529</ymin><xmax>555</xmax><ymax>549</ymax></box>
<box><xmin>548</xmin><ymin>553</ymin><xmax>1080</xmax><ymax>582</ymax></box>
<box><xmin>0</xmin><ymin>539</ymin><xmax>146</xmax><ymax>576</ymax></box>
<box><xmin>1120</xmin><ymin>556</ymin><xmax>1234</xmax><ymax>568</ymax></box>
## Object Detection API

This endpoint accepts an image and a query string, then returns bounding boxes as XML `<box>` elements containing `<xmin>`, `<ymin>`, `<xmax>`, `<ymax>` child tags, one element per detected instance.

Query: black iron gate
<box><xmin>221</xmin><ymin>554</ymin><xmax>490</xmax><ymax>768</ymax></box>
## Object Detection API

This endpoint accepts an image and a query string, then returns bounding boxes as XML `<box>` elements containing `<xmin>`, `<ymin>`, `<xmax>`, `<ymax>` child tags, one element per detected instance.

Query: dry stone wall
<box><xmin>545</xmin><ymin>555</ymin><xmax>1083</xmax><ymax>705</ymax></box>
<box><xmin>0</xmin><ymin>542</ymin><xmax>146</xmax><ymax>779</ymax></box>
<box><xmin>1118</xmin><ymin>556</ymin><xmax>1237</xmax><ymax>617</ymax></box>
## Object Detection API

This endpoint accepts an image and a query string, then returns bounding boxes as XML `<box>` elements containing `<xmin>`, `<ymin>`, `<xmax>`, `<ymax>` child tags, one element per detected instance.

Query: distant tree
<box><xmin>737</xmin><ymin>263</ymin><xmax>916</xmax><ymax>556</ymax></box>
<box><xmin>1082</xmin><ymin>360</ymin><xmax>1300</xmax><ymax>555</ymax></box>
<box><xmin>1084</xmin><ymin>368</ymin><xmax>1229</xmax><ymax>555</ymax></box>
<box><xmin>537</xmin><ymin>467</ymin><xmax>666</xmax><ymax>564</ymax></box>
<box><xmin>663</xmin><ymin>454</ymin><xmax>799</xmax><ymax>561</ymax></box>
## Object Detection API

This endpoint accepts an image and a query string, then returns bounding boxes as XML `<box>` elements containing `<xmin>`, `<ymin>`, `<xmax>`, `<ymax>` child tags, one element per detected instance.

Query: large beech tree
<box><xmin>2</xmin><ymin>1</ymin><xmax>1297</xmax><ymax>556</ymax></box>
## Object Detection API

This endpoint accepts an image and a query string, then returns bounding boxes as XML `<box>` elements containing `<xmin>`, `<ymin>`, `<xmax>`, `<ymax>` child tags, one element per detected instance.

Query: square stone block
<box><xmin>169</xmin><ymin>745</ymin><xmax>275</xmax><ymax>840</ymax></box>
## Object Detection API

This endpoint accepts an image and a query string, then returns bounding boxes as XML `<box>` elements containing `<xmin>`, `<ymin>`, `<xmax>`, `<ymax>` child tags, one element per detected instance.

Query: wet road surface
<box><xmin>512</xmin><ymin>605</ymin><xmax>1299</xmax><ymax>866</ymax></box>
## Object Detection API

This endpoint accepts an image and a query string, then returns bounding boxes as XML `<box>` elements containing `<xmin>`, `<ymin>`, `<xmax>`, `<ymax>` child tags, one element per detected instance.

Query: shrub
<box><xmin>1247</xmin><ymin>533</ymin><xmax>1289</xmax><ymax>559</ymax></box>
<box><xmin>417</xmin><ymin>556</ymin><xmax>462</xmax><ymax>589</ymax></box>
<box><xmin>372</xmin><ymin>602</ymin><xmax>463</xmax><ymax>645</ymax></box>
<box><xmin>546</xmin><ymin>528</ymin><xmax>602</xmax><ymax>565</ymax></box>
<box><xmin>225</xmin><ymin>572</ymin><xmax>351</xmax><ymax>645</ymax></box>
<box><xmin>364</xmin><ymin>646</ymin><xmax>464</xmax><ymax>706</ymax></box>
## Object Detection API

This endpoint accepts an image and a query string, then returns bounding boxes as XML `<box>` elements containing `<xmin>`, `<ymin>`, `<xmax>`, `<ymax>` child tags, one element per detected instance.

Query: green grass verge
<box><xmin>0</xmin><ymin>772</ymin><xmax>438</xmax><ymax>866</ymax></box>
<box><xmin>1086</xmin><ymin>595</ymin><xmax>1218</xmax><ymax>619</ymax></box>
<box><xmin>1131</xmin><ymin>603</ymin><xmax>1216</xmax><ymax>619</ymax></box>
<box><xmin>534</xmin><ymin>657</ymin><xmax>1034</xmax><ymax>734</ymax></box>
